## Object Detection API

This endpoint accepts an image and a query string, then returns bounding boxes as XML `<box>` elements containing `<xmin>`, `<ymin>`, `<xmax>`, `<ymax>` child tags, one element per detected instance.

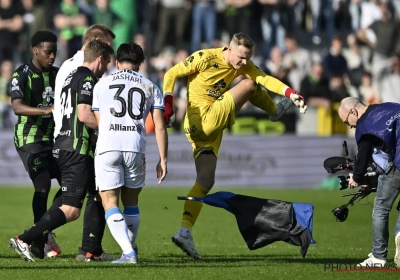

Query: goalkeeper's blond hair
<box><xmin>231</xmin><ymin>33</ymin><xmax>254</xmax><ymax>49</ymax></box>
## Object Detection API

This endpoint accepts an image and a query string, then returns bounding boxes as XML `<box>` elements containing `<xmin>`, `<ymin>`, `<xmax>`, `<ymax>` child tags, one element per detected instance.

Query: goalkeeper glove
<box><xmin>284</xmin><ymin>88</ymin><xmax>307</xmax><ymax>114</ymax></box>
<box><xmin>164</xmin><ymin>94</ymin><xmax>175</xmax><ymax>126</ymax></box>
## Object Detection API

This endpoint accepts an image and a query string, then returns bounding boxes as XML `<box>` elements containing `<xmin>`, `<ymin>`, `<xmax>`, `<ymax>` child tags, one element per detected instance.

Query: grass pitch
<box><xmin>0</xmin><ymin>187</ymin><xmax>399</xmax><ymax>280</ymax></box>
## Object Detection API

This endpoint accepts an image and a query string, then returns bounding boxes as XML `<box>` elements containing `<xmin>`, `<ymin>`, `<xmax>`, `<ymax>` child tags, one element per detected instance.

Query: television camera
<box><xmin>323</xmin><ymin>141</ymin><xmax>378</xmax><ymax>222</ymax></box>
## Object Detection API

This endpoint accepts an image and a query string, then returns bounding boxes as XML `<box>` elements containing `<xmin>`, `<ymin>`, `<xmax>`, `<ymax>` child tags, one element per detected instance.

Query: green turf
<box><xmin>0</xmin><ymin>187</ymin><xmax>399</xmax><ymax>279</ymax></box>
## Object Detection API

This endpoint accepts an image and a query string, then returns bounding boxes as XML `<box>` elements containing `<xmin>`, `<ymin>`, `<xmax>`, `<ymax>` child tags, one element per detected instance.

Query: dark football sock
<box><xmin>81</xmin><ymin>194</ymin><xmax>94</xmax><ymax>252</ymax></box>
<box><xmin>52</xmin><ymin>188</ymin><xmax>62</xmax><ymax>203</ymax></box>
<box><xmin>32</xmin><ymin>173</ymin><xmax>51</xmax><ymax>223</ymax></box>
<box><xmin>47</xmin><ymin>195</ymin><xmax>63</xmax><ymax>212</ymax></box>
<box><xmin>19</xmin><ymin>208</ymin><xmax>67</xmax><ymax>244</ymax></box>
<box><xmin>32</xmin><ymin>192</ymin><xmax>49</xmax><ymax>223</ymax></box>
<box><xmin>89</xmin><ymin>201</ymin><xmax>106</xmax><ymax>255</ymax></box>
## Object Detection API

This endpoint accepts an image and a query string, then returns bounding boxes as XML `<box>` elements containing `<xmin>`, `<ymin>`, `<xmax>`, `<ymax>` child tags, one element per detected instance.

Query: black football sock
<box><xmin>47</xmin><ymin>196</ymin><xmax>63</xmax><ymax>212</ymax></box>
<box><xmin>19</xmin><ymin>208</ymin><xmax>67</xmax><ymax>244</ymax></box>
<box><xmin>52</xmin><ymin>188</ymin><xmax>62</xmax><ymax>203</ymax></box>
<box><xmin>88</xmin><ymin>201</ymin><xmax>106</xmax><ymax>256</ymax></box>
<box><xmin>32</xmin><ymin>173</ymin><xmax>51</xmax><ymax>223</ymax></box>
<box><xmin>81</xmin><ymin>194</ymin><xmax>94</xmax><ymax>252</ymax></box>
<box><xmin>32</xmin><ymin>192</ymin><xmax>49</xmax><ymax>223</ymax></box>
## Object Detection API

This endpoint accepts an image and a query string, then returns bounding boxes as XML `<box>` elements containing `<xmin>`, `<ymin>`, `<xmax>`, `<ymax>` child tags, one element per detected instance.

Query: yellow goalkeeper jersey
<box><xmin>163</xmin><ymin>47</ymin><xmax>289</xmax><ymax>108</ymax></box>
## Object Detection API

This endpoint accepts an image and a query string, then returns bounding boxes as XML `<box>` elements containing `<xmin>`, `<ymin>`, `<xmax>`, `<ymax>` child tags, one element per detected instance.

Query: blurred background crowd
<box><xmin>0</xmin><ymin>0</ymin><xmax>399</xmax><ymax>136</ymax></box>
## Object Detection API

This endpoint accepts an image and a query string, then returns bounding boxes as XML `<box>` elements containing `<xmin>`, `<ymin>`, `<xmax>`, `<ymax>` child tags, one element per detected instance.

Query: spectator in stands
<box><xmin>154</xmin><ymin>0</ymin><xmax>190</xmax><ymax>56</ymax></box>
<box><xmin>282</xmin><ymin>34</ymin><xmax>311</xmax><ymax>91</ymax></box>
<box><xmin>330</xmin><ymin>74</ymin><xmax>350</xmax><ymax>103</ymax></box>
<box><xmin>359</xmin><ymin>71</ymin><xmax>380</xmax><ymax>104</ymax></box>
<box><xmin>20</xmin><ymin>0</ymin><xmax>37</xmax><ymax>63</ymax></box>
<box><xmin>0</xmin><ymin>59</ymin><xmax>12</xmax><ymax>129</ymax></box>
<box><xmin>300</xmin><ymin>62</ymin><xmax>331</xmax><ymax>109</ymax></box>
<box><xmin>322</xmin><ymin>35</ymin><xmax>349</xmax><ymax>80</ymax></box>
<box><xmin>91</xmin><ymin>0</ymin><xmax>122</xmax><ymax>31</ymax></box>
<box><xmin>359</xmin><ymin>0</ymin><xmax>382</xmax><ymax>30</ymax></box>
<box><xmin>357</xmin><ymin>1</ymin><xmax>400</xmax><ymax>85</ymax></box>
<box><xmin>258</xmin><ymin>0</ymin><xmax>285</xmax><ymax>57</ymax></box>
<box><xmin>0</xmin><ymin>0</ymin><xmax>24</xmax><ymax>64</ymax></box>
<box><xmin>342</xmin><ymin>33</ymin><xmax>366</xmax><ymax>88</ymax></box>
<box><xmin>265</xmin><ymin>46</ymin><xmax>291</xmax><ymax>86</ymax></box>
<box><xmin>53</xmin><ymin>0</ymin><xmax>88</xmax><ymax>58</ymax></box>
<box><xmin>2</xmin><ymin>60</ymin><xmax>16</xmax><ymax>129</ymax></box>
<box><xmin>191</xmin><ymin>0</ymin><xmax>216</xmax><ymax>53</ymax></box>
<box><xmin>349</xmin><ymin>0</ymin><xmax>362</xmax><ymax>32</ymax></box>
<box><xmin>379</xmin><ymin>54</ymin><xmax>400</xmax><ymax>103</ymax></box>
<box><xmin>310</xmin><ymin>0</ymin><xmax>335</xmax><ymax>45</ymax></box>
<box><xmin>133</xmin><ymin>33</ymin><xmax>149</xmax><ymax>77</ymax></box>
<box><xmin>223</xmin><ymin>0</ymin><xmax>254</xmax><ymax>39</ymax></box>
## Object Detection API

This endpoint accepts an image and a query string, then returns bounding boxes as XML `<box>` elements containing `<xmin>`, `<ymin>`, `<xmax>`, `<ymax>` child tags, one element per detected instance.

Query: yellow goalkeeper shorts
<box><xmin>184</xmin><ymin>91</ymin><xmax>236</xmax><ymax>159</ymax></box>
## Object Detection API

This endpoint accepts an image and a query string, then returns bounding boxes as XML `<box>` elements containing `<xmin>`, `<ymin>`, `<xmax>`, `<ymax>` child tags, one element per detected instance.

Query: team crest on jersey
<box><xmin>214</xmin><ymin>79</ymin><xmax>226</xmax><ymax>90</ymax></box>
<box><xmin>11</xmin><ymin>78</ymin><xmax>19</xmax><ymax>91</ymax></box>
<box><xmin>12</xmin><ymin>72</ymin><xmax>19</xmax><ymax>77</ymax></box>
<box><xmin>42</xmin><ymin>86</ymin><xmax>54</xmax><ymax>102</ymax></box>
<box><xmin>85</xmin><ymin>76</ymin><xmax>94</xmax><ymax>82</ymax></box>
<box><xmin>83</xmin><ymin>82</ymin><xmax>92</xmax><ymax>90</ymax></box>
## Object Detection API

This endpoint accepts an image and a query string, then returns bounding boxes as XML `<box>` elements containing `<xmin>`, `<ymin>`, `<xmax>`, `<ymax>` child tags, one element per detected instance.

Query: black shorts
<box><xmin>16</xmin><ymin>142</ymin><xmax>61</xmax><ymax>180</ymax></box>
<box><xmin>54</xmin><ymin>149</ymin><xmax>96</xmax><ymax>208</ymax></box>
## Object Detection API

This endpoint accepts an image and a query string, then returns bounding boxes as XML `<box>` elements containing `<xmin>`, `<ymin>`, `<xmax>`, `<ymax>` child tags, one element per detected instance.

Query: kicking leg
<box><xmin>230</xmin><ymin>79</ymin><xmax>292</xmax><ymax>121</ymax></box>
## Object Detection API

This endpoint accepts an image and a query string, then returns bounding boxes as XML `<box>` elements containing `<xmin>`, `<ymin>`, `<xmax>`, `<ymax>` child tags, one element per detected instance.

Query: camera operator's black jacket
<box><xmin>353</xmin><ymin>103</ymin><xmax>400</xmax><ymax>182</ymax></box>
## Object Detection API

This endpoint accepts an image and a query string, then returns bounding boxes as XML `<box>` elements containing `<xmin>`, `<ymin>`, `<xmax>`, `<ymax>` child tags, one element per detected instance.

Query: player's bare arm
<box><xmin>93</xmin><ymin>111</ymin><xmax>100</xmax><ymax>126</ymax></box>
<box><xmin>12</xmin><ymin>99</ymin><xmax>52</xmax><ymax>116</ymax></box>
<box><xmin>78</xmin><ymin>104</ymin><xmax>98</xmax><ymax>130</ymax></box>
<box><xmin>152</xmin><ymin>108</ymin><xmax>168</xmax><ymax>184</ymax></box>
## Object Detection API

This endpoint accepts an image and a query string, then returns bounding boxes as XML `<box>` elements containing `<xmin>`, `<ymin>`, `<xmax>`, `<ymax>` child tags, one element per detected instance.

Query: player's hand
<box><xmin>156</xmin><ymin>159</ymin><xmax>167</xmax><ymax>184</ymax></box>
<box><xmin>43</xmin><ymin>108</ymin><xmax>53</xmax><ymax>115</ymax></box>
<box><xmin>284</xmin><ymin>88</ymin><xmax>307</xmax><ymax>114</ymax></box>
<box><xmin>163</xmin><ymin>94</ymin><xmax>175</xmax><ymax>127</ymax></box>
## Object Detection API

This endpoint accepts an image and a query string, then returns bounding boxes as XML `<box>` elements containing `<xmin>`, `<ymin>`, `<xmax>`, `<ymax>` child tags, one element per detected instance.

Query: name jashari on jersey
<box><xmin>92</xmin><ymin>69</ymin><xmax>164</xmax><ymax>155</ymax></box>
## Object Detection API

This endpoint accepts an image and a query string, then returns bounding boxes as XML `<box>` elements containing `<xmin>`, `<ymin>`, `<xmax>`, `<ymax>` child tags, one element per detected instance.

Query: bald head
<box><xmin>338</xmin><ymin>97</ymin><xmax>367</xmax><ymax>128</ymax></box>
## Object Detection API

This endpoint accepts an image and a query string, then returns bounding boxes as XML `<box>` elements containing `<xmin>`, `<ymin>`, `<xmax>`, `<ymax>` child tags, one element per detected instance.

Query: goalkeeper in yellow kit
<box><xmin>162</xmin><ymin>33</ymin><xmax>307</xmax><ymax>260</ymax></box>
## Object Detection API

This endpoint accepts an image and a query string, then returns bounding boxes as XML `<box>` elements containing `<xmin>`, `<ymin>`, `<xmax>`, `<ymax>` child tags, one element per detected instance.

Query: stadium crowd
<box><xmin>0</xmin><ymin>0</ymin><xmax>400</xmax><ymax>134</ymax></box>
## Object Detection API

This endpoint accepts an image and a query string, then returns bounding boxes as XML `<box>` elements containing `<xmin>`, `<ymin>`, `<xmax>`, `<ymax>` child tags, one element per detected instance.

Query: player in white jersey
<box><xmin>92</xmin><ymin>42</ymin><xmax>168</xmax><ymax>264</ymax></box>
<box><xmin>52</xmin><ymin>24</ymin><xmax>116</xmax><ymax>262</ymax></box>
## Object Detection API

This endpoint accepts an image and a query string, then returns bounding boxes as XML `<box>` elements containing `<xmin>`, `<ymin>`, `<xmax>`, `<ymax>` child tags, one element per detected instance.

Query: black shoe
<box><xmin>30</xmin><ymin>235</ymin><xmax>47</xmax><ymax>259</ymax></box>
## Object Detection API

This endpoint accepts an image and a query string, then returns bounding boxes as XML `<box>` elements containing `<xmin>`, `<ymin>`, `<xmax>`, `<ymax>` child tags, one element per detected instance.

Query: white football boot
<box><xmin>172</xmin><ymin>229</ymin><xmax>202</xmax><ymax>260</ymax></box>
<box><xmin>269</xmin><ymin>97</ymin><xmax>294</xmax><ymax>122</ymax></box>
<box><xmin>9</xmin><ymin>237</ymin><xmax>35</xmax><ymax>262</ymax></box>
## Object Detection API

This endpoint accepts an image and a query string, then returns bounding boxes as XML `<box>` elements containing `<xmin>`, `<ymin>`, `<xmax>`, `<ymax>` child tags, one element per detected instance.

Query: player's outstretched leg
<box><xmin>248</xmin><ymin>85</ymin><xmax>293</xmax><ymax>122</ymax></box>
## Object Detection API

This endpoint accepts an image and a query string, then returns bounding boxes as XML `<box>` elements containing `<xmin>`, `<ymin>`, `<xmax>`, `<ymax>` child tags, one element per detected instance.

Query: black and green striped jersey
<box><xmin>10</xmin><ymin>61</ymin><xmax>58</xmax><ymax>148</ymax></box>
<box><xmin>54</xmin><ymin>66</ymin><xmax>98</xmax><ymax>157</ymax></box>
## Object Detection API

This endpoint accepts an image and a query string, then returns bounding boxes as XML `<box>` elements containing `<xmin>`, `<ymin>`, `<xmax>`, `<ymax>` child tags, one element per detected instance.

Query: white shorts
<box><xmin>95</xmin><ymin>151</ymin><xmax>146</xmax><ymax>191</ymax></box>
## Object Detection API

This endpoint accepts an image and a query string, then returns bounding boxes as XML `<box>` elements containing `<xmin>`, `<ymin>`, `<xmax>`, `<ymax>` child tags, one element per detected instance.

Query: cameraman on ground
<box><xmin>338</xmin><ymin>97</ymin><xmax>400</xmax><ymax>268</ymax></box>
